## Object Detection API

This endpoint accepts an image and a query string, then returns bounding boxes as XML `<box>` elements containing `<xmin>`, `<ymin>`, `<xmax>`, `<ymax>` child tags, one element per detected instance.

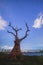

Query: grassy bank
<box><xmin>0</xmin><ymin>52</ymin><xmax>43</xmax><ymax>65</ymax></box>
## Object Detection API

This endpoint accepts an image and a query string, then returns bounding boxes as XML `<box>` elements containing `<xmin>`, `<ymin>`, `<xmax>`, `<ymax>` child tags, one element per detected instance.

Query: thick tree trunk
<box><xmin>9</xmin><ymin>39</ymin><xmax>22</xmax><ymax>60</ymax></box>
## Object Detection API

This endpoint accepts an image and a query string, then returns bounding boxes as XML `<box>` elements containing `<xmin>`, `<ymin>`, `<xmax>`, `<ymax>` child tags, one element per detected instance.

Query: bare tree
<box><xmin>7</xmin><ymin>22</ymin><xmax>30</xmax><ymax>60</ymax></box>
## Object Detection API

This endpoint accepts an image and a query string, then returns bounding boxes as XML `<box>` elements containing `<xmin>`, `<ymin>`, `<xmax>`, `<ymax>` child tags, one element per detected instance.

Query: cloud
<box><xmin>0</xmin><ymin>16</ymin><xmax>7</xmax><ymax>30</ymax></box>
<box><xmin>0</xmin><ymin>45</ymin><xmax>13</xmax><ymax>50</ymax></box>
<box><xmin>33</xmin><ymin>12</ymin><xmax>43</xmax><ymax>28</ymax></box>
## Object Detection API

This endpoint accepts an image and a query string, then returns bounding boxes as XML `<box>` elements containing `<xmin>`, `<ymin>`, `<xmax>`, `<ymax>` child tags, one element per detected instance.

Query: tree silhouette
<box><xmin>7</xmin><ymin>22</ymin><xmax>30</xmax><ymax>60</ymax></box>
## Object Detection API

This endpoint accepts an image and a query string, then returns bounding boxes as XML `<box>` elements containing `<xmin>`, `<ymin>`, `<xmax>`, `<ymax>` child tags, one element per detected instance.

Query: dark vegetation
<box><xmin>0</xmin><ymin>52</ymin><xmax>43</xmax><ymax>65</ymax></box>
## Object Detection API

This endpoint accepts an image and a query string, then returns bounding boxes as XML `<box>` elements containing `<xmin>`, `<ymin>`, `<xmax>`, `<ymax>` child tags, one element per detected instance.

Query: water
<box><xmin>23</xmin><ymin>52</ymin><xmax>43</xmax><ymax>56</ymax></box>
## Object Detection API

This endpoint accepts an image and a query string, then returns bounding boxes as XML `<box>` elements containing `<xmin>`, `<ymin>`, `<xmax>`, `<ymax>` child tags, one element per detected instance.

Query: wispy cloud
<box><xmin>0</xmin><ymin>16</ymin><xmax>7</xmax><ymax>30</ymax></box>
<box><xmin>33</xmin><ymin>12</ymin><xmax>43</xmax><ymax>28</ymax></box>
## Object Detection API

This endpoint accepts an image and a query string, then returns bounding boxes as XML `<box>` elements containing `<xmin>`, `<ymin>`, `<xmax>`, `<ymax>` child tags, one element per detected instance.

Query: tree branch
<box><xmin>7</xmin><ymin>30</ymin><xmax>16</xmax><ymax>36</ymax></box>
<box><xmin>20</xmin><ymin>23</ymin><xmax>30</xmax><ymax>41</ymax></box>
<box><xmin>17</xmin><ymin>28</ymin><xmax>22</xmax><ymax>31</ymax></box>
<box><xmin>8</xmin><ymin>22</ymin><xmax>22</xmax><ymax>33</ymax></box>
<box><xmin>8</xmin><ymin>22</ymin><xmax>17</xmax><ymax>32</ymax></box>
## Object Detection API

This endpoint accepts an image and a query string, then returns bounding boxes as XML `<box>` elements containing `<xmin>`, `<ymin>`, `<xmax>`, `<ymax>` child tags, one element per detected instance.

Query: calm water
<box><xmin>23</xmin><ymin>52</ymin><xmax>43</xmax><ymax>56</ymax></box>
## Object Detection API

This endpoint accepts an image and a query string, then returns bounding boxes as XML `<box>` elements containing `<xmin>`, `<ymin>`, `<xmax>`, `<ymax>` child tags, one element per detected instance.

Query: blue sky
<box><xmin>0</xmin><ymin>0</ymin><xmax>43</xmax><ymax>51</ymax></box>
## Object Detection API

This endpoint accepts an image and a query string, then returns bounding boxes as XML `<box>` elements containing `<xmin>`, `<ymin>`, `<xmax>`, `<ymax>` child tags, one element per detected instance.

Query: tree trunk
<box><xmin>9</xmin><ymin>39</ymin><xmax>22</xmax><ymax>60</ymax></box>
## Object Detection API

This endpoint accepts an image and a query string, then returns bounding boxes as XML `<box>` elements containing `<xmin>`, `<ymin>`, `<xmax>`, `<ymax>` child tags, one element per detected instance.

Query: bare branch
<box><xmin>26</xmin><ymin>23</ymin><xmax>30</xmax><ymax>32</ymax></box>
<box><xmin>8</xmin><ymin>22</ymin><xmax>22</xmax><ymax>33</ymax></box>
<box><xmin>7</xmin><ymin>30</ymin><xmax>16</xmax><ymax>36</ymax></box>
<box><xmin>8</xmin><ymin>22</ymin><xmax>17</xmax><ymax>32</ymax></box>
<box><xmin>17</xmin><ymin>28</ymin><xmax>22</xmax><ymax>31</ymax></box>
<box><xmin>20</xmin><ymin>23</ymin><xmax>30</xmax><ymax>41</ymax></box>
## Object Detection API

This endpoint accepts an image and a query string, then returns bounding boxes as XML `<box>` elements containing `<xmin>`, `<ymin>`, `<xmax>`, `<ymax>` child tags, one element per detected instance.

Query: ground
<box><xmin>0</xmin><ymin>52</ymin><xmax>43</xmax><ymax>65</ymax></box>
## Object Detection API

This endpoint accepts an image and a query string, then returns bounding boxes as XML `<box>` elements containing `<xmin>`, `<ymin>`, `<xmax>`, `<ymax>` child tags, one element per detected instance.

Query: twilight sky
<box><xmin>0</xmin><ymin>0</ymin><xmax>43</xmax><ymax>51</ymax></box>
